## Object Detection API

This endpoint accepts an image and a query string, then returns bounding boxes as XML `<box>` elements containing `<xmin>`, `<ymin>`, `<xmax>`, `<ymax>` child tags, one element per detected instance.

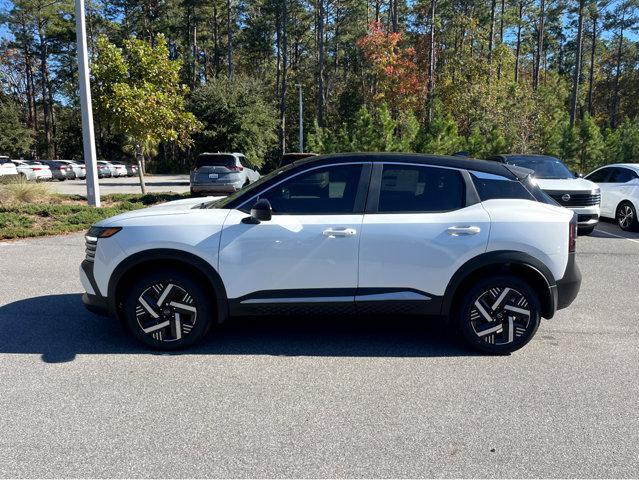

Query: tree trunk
<box><xmin>488</xmin><ymin>0</ymin><xmax>496</xmax><ymax>64</ymax></box>
<box><xmin>227</xmin><ymin>0</ymin><xmax>234</xmax><ymax>80</ymax></box>
<box><xmin>611</xmin><ymin>16</ymin><xmax>624</xmax><ymax>128</ymax></box>
<box><xmin>497</xmin><ymin>0</ymin><xmax>505</xmax><ymax>79</ymax></box>
<box><xmin>533</xmin><ymin>0</ymin><xmax>545</xmax><ymax>90</ymax></box>
<box><xmin>390</xmin><ymin>0</ymin><xmax>398</xmax><ymax>32</ymax></box>
<box><xmin>136</xmin><ymin>144</ymin><xmax>147</xmax><ymax>194</ymax></box>
<box><xmin>515</xmin><ymin>1</ymin><xmax>523</xmax><ymax>83</ymax></box>
<box><xmin>213</xmin><ymin>3</ymin><xmax>220</xmax><ymax>76</ymax></box>
<box><xmin>427</xmin><ymin>0</ymin><xmax>436</xmax><ymax>121</ymax></box>
<box><xmin>39</xmin><ymin>27</ymin><xmax>51</xmax><ymax>158</ymax></box>
<box><xmin>316</xmin><ymin>0</ymin><xmax>325</xmax><ymax>127</ymax></box>
<box><xmin>587</xmin><ymin>15</ymin><xmax>597</xmax><ymax>115</ymax></box>
<box><xmin>278</xmin><ymin>0</ymin><xmax>288</xmax><ymax>155</ymax></box>
<box><xmin>570</xmin><ymin>0</ymin><xmax>584</xmax><ymax>126</ymax></box>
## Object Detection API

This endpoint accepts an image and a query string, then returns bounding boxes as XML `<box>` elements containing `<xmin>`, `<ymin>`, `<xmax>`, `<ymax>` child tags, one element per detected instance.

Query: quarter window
<box><xmin>256</xmin><ymin>164</ymin><xmax>363</xmax><ymax>214</ymax></box>
<box><xmin>471</xmin><ymin>171</ymin><xmax>534</xmax><ymax>201</ymax></box>
<box><xmin>377</xmin><ymin>165</ymin><xmax>464</xmax><ymax>212</ymax></box>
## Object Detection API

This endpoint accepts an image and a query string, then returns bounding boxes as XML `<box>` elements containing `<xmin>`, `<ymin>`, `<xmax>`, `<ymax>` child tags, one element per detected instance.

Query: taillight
<box><xmin>227</xmin><ymin>165</ymin><xmax>244</xmax><ymax>171</ymax></box>
<box><xmin>569</xmin><ymin>216</ymin><xmax>577</xmax><ymax>253</ymax></box>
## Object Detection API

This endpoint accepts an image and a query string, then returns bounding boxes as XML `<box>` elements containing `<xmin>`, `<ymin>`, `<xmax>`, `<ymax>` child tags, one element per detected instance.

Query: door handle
<box><xmin>447</xmin><ymin>226</ymin><xmax>481</xmax><ymax>236</ymax></box>
<box><xmin>323</xmin><ymin>227</ymin><xmax>357</xmax><ymax>237</ymax></box>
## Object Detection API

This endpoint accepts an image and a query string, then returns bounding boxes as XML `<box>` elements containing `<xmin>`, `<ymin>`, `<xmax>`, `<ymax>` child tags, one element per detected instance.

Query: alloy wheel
<box><xmin>618</xmin><ymin>205</ymin><xmax>634</xmax><ymax>230</ymax></box>
<box><xmin>135</xmin><ymin>282</ymin><xmax>197</xmax><ymax>342</ymax></box>
<box><xmin>469</xmin><ymin>287</ymin><xmax>531</xmax><ymax>346</ymax></box>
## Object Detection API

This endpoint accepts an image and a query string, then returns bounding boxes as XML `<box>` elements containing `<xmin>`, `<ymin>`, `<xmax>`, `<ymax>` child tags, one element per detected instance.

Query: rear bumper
<box><xmin>555</xmin><ymin>252</ymin><xmax>581</xmax><ymax>310</ymax></box>
<box><xmin>190</xmin><ymin>183</ymin><xmax>242</xmax><ymax>194</ymax></box>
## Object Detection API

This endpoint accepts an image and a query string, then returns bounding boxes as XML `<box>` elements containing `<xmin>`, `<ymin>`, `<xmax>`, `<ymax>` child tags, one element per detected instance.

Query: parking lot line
<box><xmin>594</xmin><ymin>228</ymin><xmax>639</xmax><ymax>245</ymax></box>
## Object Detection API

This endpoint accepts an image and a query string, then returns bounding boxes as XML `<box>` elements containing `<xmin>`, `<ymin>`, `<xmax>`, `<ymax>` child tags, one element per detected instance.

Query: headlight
<box><xmin>85</xmin><ymin>226</ymin><xmax>122</xmax><ymax>242</ymax></box>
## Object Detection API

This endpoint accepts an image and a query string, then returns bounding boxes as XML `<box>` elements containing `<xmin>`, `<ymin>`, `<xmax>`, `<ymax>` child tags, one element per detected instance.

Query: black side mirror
<box><xmin>242</xmin><ymin>198</ymin><xmax>272</xmax><ymax>224</ymax></box>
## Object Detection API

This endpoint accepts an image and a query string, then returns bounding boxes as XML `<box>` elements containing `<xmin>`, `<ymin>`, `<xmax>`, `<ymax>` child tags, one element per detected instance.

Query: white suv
<box><xmin>488</xmin><ymin>155</ymin><xmax>601</xmax><ymax>235</ymax></box>
<box><xmin>81</xmin><ymin>153</ymin><xmax>581</xmax><ymax>354</ymax></box>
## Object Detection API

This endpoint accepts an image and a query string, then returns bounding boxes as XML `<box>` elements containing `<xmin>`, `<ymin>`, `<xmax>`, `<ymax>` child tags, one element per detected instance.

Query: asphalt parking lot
<box><xmin>47</xmin><ymin>174</ymin><xmax>190</xmax><ymax>195</ymax></box>
<box><xmin>0</xmin><ymin>221</ymin><xmax>637</xmax><ymax>478</ymax></box>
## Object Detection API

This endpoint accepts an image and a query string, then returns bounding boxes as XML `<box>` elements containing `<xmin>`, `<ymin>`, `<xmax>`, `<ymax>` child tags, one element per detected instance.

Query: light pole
<box><xmin>74</xmin><ymin>0</ymin><xmax>100</xmax><ymax>207</ymax></box>
<box><xmin>295</xmin><ymin>83</ymin><xmax>303</xmax><ymax>152</ymax></box>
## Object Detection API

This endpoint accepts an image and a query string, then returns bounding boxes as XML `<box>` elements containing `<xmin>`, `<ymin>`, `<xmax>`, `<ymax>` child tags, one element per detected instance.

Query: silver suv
<box><xmin>190</xmin><ymin>153</ymin><xmax>260</xmax><ymax>196</ymax></box>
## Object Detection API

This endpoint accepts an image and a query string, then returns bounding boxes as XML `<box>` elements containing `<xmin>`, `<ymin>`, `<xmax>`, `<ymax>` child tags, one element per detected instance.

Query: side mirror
<box><xmin>242</xmin><ymin>198</ymin><xmax>272</xmax><ymax>224</ymax></box>
<box><xmin>573</xmin><ymin>171</ymin><xmax>583</xmax><ymax>178</ymax></box>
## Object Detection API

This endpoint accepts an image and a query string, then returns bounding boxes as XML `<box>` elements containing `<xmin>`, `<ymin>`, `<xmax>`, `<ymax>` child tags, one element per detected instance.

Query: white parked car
<box><xmin>487</xmin><ymin>155</ymin><xmax>601</xmax><ymax>235</ymax></box>
<box><xmin>585</xmin><ymin>163</ymin><xmax>639</xmax><ymax>231</ymax></box>
<box><xmin>58</xmin><ymin>160</ymin><xmax>86</xmax><ymax>180</ymax></box>
<box><xmin>81</xmin><ymin>153</ymin><xmax>581</xmax><ymax>354</ymax></box>
<box><xmin>0</xmin><ymin>156</ymin><xmax>19</xmax><ymax>179</ymax></box>
<box><xmin>190</xmin><ymin>152</ymin><xmax>260</xmax><ymax>196</ymax></box>
<box><xmin>14</xmin><ymin>160</ymin><xmax>53</xmax><ymax>181</ymax></box>
<box><xmin>97</xmin><ymin>161</ymin><xmax>127</xmax><ymax>177</ymax></box>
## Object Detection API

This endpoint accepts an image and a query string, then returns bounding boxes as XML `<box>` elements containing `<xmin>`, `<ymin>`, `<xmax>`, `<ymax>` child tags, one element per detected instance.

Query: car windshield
<box><xmin>195</xmin><ymin>154</ymin><xmax>236</xmax><ymax>168</ymax></box>
<box><xmin>504</xmin><ymin>156</ymin><xmax>574</xmax><ymax>179</ymax></box>
<box><xmin>204</xmin><ymin>163</ymin><xmax>296</xmax><ymax>209</ymax></box>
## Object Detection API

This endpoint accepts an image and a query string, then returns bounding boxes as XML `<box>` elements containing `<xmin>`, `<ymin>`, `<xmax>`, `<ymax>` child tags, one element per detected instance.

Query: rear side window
<box><xmin>471</xmin><ymin>171</ymin><xmax>534</xmax><ymax>201</ymax></box>
<box><xmin>195</xmin><ymin>154</ymin><xmax>236</xmax><ymax>168</ymax></box>
<box><xmin>609</xmin><ymin>168</ymin><xmax>638</xmax><ymax>183</ymax></box>
<box><xmin>378</xmin><ymin>165</ymin><xmax>464</xmax><ymax>213</ymax></box>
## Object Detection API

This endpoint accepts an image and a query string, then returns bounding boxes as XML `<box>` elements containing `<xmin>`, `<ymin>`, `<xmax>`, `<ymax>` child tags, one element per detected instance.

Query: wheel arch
<box><xmin>107</xmin><ymin>249</ymin><xmax>229</xmax><ymax>323</ymax></box>
<box><xmin>441</xmin><ymin>251</ymin><xmax>557</xmax><ymax>320</ymax></box>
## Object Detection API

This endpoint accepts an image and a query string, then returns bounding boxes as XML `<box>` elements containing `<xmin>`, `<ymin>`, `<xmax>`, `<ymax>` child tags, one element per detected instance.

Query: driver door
<box><xmin>218</xmin><ymin>162</ymin><xmax>371</xmax><ymax>310</ymax></box>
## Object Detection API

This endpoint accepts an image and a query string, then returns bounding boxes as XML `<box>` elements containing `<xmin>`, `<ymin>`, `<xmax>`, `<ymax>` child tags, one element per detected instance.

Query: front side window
<box><xmin>255</xmin><ymin>164</ymin><xmax>364</xmax><ymax>214</ymax></box>
<box><xmin>585</xmin><ymin>168</ymin><xmax>611</xmax><ymax>183</ymax></box>
<box><xmin>471</xmin><ymin>171</ymin><xmax>534</xmax><ymax>201</ymax></box>
<box><xmin>378</xmin><ymin>165</ymin><xmax>464</xmax><ymax>213</ymax></box>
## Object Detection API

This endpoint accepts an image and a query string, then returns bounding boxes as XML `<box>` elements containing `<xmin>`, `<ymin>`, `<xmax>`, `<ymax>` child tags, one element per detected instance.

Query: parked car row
<box><xmin>0</xmin><ymin>157</ymin><xmax>138</xmax><ymax>181</ymax></box>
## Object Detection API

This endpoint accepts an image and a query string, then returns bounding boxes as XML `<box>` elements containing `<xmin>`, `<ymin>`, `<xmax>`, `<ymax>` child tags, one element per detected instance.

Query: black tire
<box><xmin>578</xmin><ymin>225</ymin><xmax>595</xmax><ymax>236</ymax></box>
<box><xmin>455</xmin><ymin>275</ymin><xmax>541</xmax><ymax>354</ymax></box>
<box><xmin>122</xmin><ymin>269</ymin><xmax>214</xmax><ymax>350</ymax></box>
<box><xmin>616</xmin><ymin>201</ymin><xmax>638</xmax><ymax>232</ymax></box>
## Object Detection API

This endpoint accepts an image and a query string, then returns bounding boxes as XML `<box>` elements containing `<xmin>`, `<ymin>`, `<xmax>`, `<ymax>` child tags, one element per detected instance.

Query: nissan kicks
<box><xmin>81</xmin><ymin>153</ymin><xmax>581</xmax><ymax>354</ymax></box>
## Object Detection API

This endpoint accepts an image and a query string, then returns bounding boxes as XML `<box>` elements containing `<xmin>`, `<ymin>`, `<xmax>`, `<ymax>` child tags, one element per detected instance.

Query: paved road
<box><xmin>0</xmin><ymin>220</ymin><xmax>638</xmax><ymax>478</ymax></box>
<box><xmin>48</xmin><ymin>174</ymin><xmax>190</xmax><ymax>195</ymax></box>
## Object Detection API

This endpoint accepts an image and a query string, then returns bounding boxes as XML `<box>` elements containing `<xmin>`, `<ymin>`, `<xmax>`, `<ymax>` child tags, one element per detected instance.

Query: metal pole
<box><xmin>296</xmin><ymin>84</ymin><xmax>303</xmax><ymax>153</ymax></box>
<box><xmin>74</xmin><ymin>0</ymin><xmax>100</xmax><ymax>207</ymax></box>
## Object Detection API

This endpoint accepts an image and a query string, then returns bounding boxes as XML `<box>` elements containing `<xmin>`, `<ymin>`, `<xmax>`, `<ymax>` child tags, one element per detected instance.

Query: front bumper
<box><xmin>80</xmin><ymin>260</ymin><xmax>110</xmax><ymax>317</ymax></box>
<box><xmin>567</xmin><ymin>205</ymin><xmax>600</xmax><ymax>227</ymax></box>
<box><xmin>555</xmin><ymin>252</ymin><xmax>582</xmax><ymax>310</ymax></box>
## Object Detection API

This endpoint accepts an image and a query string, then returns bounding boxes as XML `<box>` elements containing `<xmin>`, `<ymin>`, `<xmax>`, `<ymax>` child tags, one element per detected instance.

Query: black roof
<box><xmin>290</xmin><ymin>152</ymin><xmax>529</xmax><ymax>180</ymax></box>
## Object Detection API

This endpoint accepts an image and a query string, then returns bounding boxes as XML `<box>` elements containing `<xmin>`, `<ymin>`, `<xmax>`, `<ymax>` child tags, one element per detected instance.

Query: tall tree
<box><xmin>570</xmin><ymin>0</ymin><xmax>586</xmax><ymax>126</ymax></box>
<box><xmin>533</xmin><ymin>0</ymin><xmax>545</xmax><ymax>90</ymax></box>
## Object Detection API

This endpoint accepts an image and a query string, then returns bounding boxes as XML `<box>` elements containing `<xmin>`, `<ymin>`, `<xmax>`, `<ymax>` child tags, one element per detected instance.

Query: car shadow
<box><xmin>0</xmin><ymin>294</ymin><xmax>475</xmax><ymax>363</ymax></box>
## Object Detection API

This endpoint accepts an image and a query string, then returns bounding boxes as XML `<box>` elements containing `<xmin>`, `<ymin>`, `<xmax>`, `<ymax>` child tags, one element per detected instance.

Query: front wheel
<box><xmin>123</xmin><ymin>270</ymin><xmax>214</xmax><ymax>350</ymax></box>
<box><xmin>617</xmin><ymin>202</ymin><xmax>638</xmax><ymax>232</ymax></box>
<box><xmin>455</xmin><ymin>275</ymin><xmax>541</xmax><ymax>354</ymax></box>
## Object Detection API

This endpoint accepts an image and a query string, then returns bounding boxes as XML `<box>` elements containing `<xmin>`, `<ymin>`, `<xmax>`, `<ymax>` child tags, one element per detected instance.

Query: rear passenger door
<box><xmin>357</xmin><ymin>163</ymin><xmax>490</xmax><ymax>312</ymax></box>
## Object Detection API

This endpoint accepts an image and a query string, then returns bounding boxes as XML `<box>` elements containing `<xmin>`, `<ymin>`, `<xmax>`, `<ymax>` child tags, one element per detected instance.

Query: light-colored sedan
<box><xmin>0</xmin><ymin>156</ymin><xmax>19</xmax><ymax>180</ymax></box>
<box><xmin>585</xmin><ymin>163</ymin><xmax>639</xmax><ymax>231</ymax></box>
<box><xmin>14</xmin><ymin>160</ymin><xmax>53</xmax><ymax>181</ymax></box>
<box><xmin>97</xmin><ymin>161</ymin><xmax>127</xmax><ymax>177</ymax></box>
<box><xmin>58</xmin><ymin>160</ymin><xmax>86</xmax><ymax>180</ymax></box>
<box><xmin>190</xmin><ymin>152</ymin><xmax>260</xmax><ymax>196</ymax></box>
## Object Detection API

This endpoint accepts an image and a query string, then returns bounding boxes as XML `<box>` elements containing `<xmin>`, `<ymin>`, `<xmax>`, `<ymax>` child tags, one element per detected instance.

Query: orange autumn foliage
<box><xmin>357</xmin><ymin>21</ymin><xmax>424</xmax><ymax>112</ymax></box>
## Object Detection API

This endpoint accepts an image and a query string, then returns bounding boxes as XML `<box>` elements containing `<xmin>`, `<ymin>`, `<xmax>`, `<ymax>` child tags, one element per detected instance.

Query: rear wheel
<box><xmin>455</xmin><ymin>275</ymin><xmax>541</xmax><ymax>354</ymax></box>
<box><xmin>617</xmin><ymin>202</ymin><xmax>638</xmax><ymax>232</ymax></box>
<box><xmin>123</xmin><ymin>269</ymin><xmax>213</xmax><ymax>350</ymax></box>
